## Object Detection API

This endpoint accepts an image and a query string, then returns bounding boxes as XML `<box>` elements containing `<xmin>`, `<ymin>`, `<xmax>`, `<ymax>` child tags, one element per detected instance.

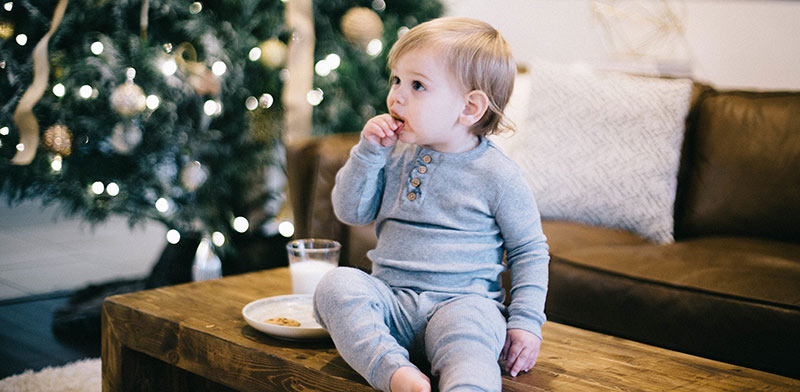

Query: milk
<box><xmin>290</xmin><ymin>259</ymin><xmax>337</xmax><ymax>294</ymax></box>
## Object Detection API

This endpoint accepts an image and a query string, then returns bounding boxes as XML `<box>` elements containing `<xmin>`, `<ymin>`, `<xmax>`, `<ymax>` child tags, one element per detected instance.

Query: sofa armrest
<box><xmin>286</xmin><ymin>133</ymin><xmax>375</xmax><ymax>270</ymax></box>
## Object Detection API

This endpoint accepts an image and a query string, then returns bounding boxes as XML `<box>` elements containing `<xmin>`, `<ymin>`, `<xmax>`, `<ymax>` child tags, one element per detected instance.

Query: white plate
<box><xmin>242</xmin><ymin>294</ymin><xmax>329</xmax><ymax>340</ymax></box>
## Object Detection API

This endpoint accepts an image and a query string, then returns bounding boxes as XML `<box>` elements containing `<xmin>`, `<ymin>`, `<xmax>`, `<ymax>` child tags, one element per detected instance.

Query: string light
<box><xmin>146</xmin><ymin>95</ymin><xmax>160</xmax><ymax>110</ymax></box>
<box><xmin>155</xmin><ymin>197</ymin><xmax>170</xmax><ymax>213</ymax></box>
<box><xmin>15</xmin><ymin>34</ymin><xmax>26</xmax><ymax>46</ymax></box>
<box><xmin>189</xmin><ymin>2</ymin><xmax>202</xmax><ymax>14</ymax></box>
<box><xmin>245</xmin><ymin>96</ymin><xmax>258</xmax><ymax>111</ymax></box>
<box><xmin>51</xmin><ymin>155</ymin><xmax>62</xmax><ymax>172</ymax></box>
<box><xmin>248</xmin><ymin>47</ymin><xmax>261</xmax><ymax>61</ymax></box>
<box><xmin>278</xmin><ymin>221</ymin><xmax>295</xmax><ymax>238</ymax></box>
<box><xmin>15</xmin><ymin>143</ymin><xmax>24</xmax><ymax>152</ymax></box>
<box><xmin>0</xmin><ymin>126</ymin><xmax>8</xmax><ymax>135</ymax></box>
<box><xmin>203</xmin><ymin>100</ymin><xmax>221</xmax><ymax>116</ymax></box>
<box><xmin>372</xmin><ymin>0</ymin><xmax>386</xmax><ymax>11</ymax></box>
<box><xmin>212</xmin><ymin>231</ymin><xmax>225</xmax><ymax>246</ymax></box>
<box><xmin>3</xmin><ymin>2</ymin><xmax>12</xmax><ymax>11</ymax></box>
<box><xmin>79</xmin><ymin>85</ymin><xmax>94</xmax><ymax>99</ymax></box>
<box><xmin>53</xmin><ymin>83</ymin><xmax>66</xmax><ymax>97</ymax></box>
<box><xmin>366</xmin><ymin>39</ymin><xmax>383</xmax><ymax>57</ymax></box>
<box><xmin>166</xmin><ymin>229</ymin><xmax>181</xmax><ymax>244</ymax></box>
<box><xmin>232</xmin><ymin>216</ymin><xmax>249</xmax><ymax>233</ymax></box>
<box><xmin>211</xmin><ymin>61</ymin><xmax>227</xmax><ymax>76</ymax></box>
<box><xmin>306</xmin><ymin>88</ymin><xmax>324</xmax><ymax>106</ymax></box>
<box><xmin>161</xmin><ymin>59</ymin><xmax>177</xmax><ymax>76</ymax></box>
<box><xmin>259</xmin><ymin>93</ymin><xmax>274</xmax><ymax>108</ymax></box>
<box><xmin>91</xmin><ymin>181</ymin><xmax>105</xmax><ymax>195</ymax></box>
<box><xmin>106</xmin><ymin>182</ymin><xmax>120</xmax><ymax>196</ymax></box>
<box><xmin>90</xmin><ymin>41</ymin><xmax>104</xmax><ymax>55</ymax></box>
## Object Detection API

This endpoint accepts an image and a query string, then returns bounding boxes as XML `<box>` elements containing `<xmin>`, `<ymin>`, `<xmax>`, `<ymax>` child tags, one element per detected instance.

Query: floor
<box><xmin>0</xmin><ymin>200</ymin><xmax>166</xmax><ymax>300</ymax></box>
<box><xmin>0</xmin><ymin>200</ymin><xmax>166</xmax><ymax>378</ymax></box>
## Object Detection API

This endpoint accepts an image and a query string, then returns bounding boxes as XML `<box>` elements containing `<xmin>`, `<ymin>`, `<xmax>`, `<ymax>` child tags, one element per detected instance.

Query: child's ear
<box><xmin>459</xmin><ymin>90</ymin><xmax>489</xmax><ymax>127</ymax></box>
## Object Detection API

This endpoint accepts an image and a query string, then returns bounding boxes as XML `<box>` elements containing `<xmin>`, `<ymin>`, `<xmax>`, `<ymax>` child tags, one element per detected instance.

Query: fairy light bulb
<box><xmin>212</xmin><ymin>231</ymin><xmax>225</xmax><ymax>246</ymax></box>
<box><xmin>51</xmin><ymin>155</ymin><xmax>63</xmax><ymax>172</ymax></box>
<box><xmin>161</xmin><ymin>59</ymin><xmax>177</xmax><ymax>76</ymax></box>
<box><xmin>259</xmin><ymin>93</ymin><xmax>274</xmax><ymax>108</ymax></box>
<box><xmin>79</xmin><ymin>85</ymin><xmax>93</xmax><ymax>99</ymax></box>
<box><xmin>315</xmin><ymin>60</ymin><xmax>332</xmax><ymax>77</ymax></box>
<box><xmin>166</xmin><ymin>229</ymin><xmax>181</xmax><ymax>244</ymax></box>
<box><xmin>15</xmin><ymin>34</ymin><xmax>27</xmax><ymax>46</ymax></box>
<box><xmin>203</xmin><ymin>100</ymin><xmax>220</xmax><ymax>116</ymax></box>
<box><xmin>155</xmin><ymin>197</ymin><xmax>169</xmax><ymax>213</ymax></box>
<box><xmin>90</xmin><ymin>41</ymin><xmax>104</xmax><ymax>55</ymax></box>
<box><xmin>306</xmin><ymin>88</ymin><xmax>324</xmax><ymax>106</ymax></box>
<box><xmin>211</xmin><ymin>61</ymin><xmax>227</xmax><ymax>76</ymax></box>
<box><xmin>0</xmin><ymin>126</ymin><xmax>8</xmax><ymax>135</ymax></box>
<box><xmin>146</xmin><ymin>95</ymin><xmax>160</xmax><ymax>110</ymax></box>
<box><xmin>232</xmin><ymin>216</ymin><xmax>249</xmax><ymax>233</ymax></box>
<box><xmin>245</xmin><ymin>96</ymin><xmax>258</xmax><ymax>111</ymax></box>
<box><xmin>326</xmin><ymin>54</ymin><xmax>341</xmax><ymax>69</ymax></box>
<box><xmin>106</xmin><ymin>182</ymin><xmax>120</xmax><ymax>196</ymax></box>
<box><xmin>53</xmin><ymin>83</ymin><xmax>66</xmax><ymax>97</ymax></box>
<box><xmin>91</xmin><ymin>181</ymin><xmax>105</xmax><ymax>195</ymax></box>
<box><xmin>278</xmin><ymin>221</ymin><xmax>295</xmax><ymax>238</ymax></box>
<box><xmin>248</xmin><ymin>47</ymin><xmax>261</xmax><ymax>61</ymax></box>
<box><xmin>367</xmin><ymin>39</ymin><xmax>383</xmax><ymax>56</ymax></box>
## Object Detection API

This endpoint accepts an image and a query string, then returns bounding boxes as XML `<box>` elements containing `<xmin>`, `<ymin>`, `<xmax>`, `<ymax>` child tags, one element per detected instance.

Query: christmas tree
<box><xmin>0</xmin><ymin>0</ymin><xmax>441</xmax><ymax>273</ymax></box>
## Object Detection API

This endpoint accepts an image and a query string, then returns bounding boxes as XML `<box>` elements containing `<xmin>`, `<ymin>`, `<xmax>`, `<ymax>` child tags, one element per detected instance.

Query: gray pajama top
<box><xmin>331</xmin><ymin>135</ymin><xmax>550</xmax><ymax>338</ymax></box>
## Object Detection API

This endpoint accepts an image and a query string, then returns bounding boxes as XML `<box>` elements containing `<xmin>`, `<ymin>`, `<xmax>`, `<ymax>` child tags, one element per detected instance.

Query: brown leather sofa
<box><xmin>286</xmin><ymin>84</ymin><xmax>800</xmax><ymax>378</ymax></box>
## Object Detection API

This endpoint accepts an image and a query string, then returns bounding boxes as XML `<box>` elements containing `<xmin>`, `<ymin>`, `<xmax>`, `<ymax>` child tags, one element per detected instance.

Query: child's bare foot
<box><xmin>389</xmin><ymin>366</ymin><xmax>431</xmax><ymax>392</ymax></box>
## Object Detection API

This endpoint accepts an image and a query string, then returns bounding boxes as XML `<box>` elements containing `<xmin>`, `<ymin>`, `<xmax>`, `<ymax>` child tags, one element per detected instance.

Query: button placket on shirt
<box><xmin>407</xmin><ymin>153</ymin><xmax>433</xmax><ymax>202</ymax></box>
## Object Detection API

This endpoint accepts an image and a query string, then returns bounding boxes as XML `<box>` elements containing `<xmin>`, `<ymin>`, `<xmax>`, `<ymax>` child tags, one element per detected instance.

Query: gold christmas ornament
<box><xmin>0</xmin><ymin>20</ymin><xmax>13</xmax><ymax>40</ymax></box>
<box><xmin>341</xmin><ymin>7</ymin><xmax>384</xmax><ymax>48</ymax></box>
<box><xmin>258</xmin><ymin>38</ymin><xmax>288</xmax><ymax>69</ymax></box>
<box><xmin>43</xmin><ymin>124</ymin><xmax>72</xmax><ymax>156</ymax></box>
<box><xmin>110</xmin><ymin>82</ymin><xmax>147</xmax><ymax>117</ymax></box>
<box><xmin>175</xmin><ymin>42</ymin><xmax>221</xmax><ymax>96</ymax></box>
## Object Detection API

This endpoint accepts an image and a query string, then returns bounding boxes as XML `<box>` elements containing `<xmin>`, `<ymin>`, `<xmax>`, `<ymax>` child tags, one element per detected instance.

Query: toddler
<box><xmin>314</xmin><ymin>16</ymin><xmax>549</xmax><ymax>392</ymax></box>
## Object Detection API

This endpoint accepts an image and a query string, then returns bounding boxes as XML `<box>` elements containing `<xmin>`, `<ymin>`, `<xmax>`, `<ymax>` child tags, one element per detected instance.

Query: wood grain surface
<box><xmin>102</xmin><ymin>267</ymin><xmax>799</xmax><ymax>391</ymax></box>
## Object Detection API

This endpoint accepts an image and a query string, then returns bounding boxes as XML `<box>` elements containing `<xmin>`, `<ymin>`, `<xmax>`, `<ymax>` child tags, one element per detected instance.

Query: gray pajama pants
<box><xmin>313</xmin><ymin>267</ymin><xmax>507</xmax><ymax>392</ymax></box>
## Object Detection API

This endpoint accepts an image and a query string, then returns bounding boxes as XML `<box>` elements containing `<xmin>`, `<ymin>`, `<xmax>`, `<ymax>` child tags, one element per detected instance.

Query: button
<box><xmin>417</xmin><ymin>166</ymin><xmax>427</xmax><ymax>174</ymax></box>
<box><xmin>407</xmin><ymin>192</ymin><xmax>416</xmax><ymax>201</ymax></box>
<box><xmin>422</xmin><ymin>155</ymin><xmax>432</xmax><ymax>164</ymax></box>
<box><xmin>411</xmin><ymin>178</ymin><xmax>421</xmax><ymax>187</ymax></box>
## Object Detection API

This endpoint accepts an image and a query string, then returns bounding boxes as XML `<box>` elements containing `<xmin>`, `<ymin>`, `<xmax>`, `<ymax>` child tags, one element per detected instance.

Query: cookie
<box><xmin>264</xmin><ymin>317</ymin><xmax>301</xmax><ymax>327</ymax></box>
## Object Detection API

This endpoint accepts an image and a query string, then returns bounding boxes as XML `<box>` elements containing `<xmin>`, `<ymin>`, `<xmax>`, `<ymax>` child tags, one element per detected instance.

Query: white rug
<box><xmin>0</xmin><ymin>358</ymin><xmax>100</xmax><ymax>392</ymax></box>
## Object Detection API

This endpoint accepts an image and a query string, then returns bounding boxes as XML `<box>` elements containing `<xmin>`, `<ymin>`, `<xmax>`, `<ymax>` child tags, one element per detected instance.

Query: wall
<box><xmin>442</xmin><ymin>0</ymin><xmax>800</xmax><ymax>91</ymax></box>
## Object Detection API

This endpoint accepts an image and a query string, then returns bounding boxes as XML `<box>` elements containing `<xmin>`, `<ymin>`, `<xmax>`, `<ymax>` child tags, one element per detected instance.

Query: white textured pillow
<box><xmin>495</xmin><ymin>61</ymin><xmax>692</xmax><ymax>244</ymax></box>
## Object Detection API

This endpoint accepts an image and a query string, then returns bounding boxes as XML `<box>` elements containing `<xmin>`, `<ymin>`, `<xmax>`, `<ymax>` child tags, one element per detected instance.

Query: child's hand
<box><xmin>501</xmin><ymin>328</ymin><xmax>542</xmax><ymax>377</ymax></box>
<box><xmin>362</xmin><ymin>114</ymin><xmax>402</xmax><ymax>147</ymax></box>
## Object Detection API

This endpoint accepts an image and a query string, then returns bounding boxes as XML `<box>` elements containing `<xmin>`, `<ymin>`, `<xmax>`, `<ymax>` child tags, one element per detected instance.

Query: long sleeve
<box><xmin>494</xmin><ymin>172</ymin><xmax>550</xmax><ymax>340</ymax></box>
<box><xmin>331</xmin><ymin>135</ymin><xmax>393</xmax><ymax>226</ymax></box>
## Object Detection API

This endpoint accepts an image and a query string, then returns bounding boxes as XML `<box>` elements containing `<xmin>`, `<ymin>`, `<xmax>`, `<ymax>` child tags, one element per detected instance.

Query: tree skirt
<box><xmin>0</xmin><ymin>358</ymin><xmax>100</xmax><ymax>392</ymax></box>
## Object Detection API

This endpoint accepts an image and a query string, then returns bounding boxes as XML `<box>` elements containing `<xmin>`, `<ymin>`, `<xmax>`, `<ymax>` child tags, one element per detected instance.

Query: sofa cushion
<box><xmin>494</xmin><ymin>61</ymin><xmax>693</xmax><ymax>244</ymax></box>
<box><xmin>545</xmin><ymin>234</ymin><xmax>800</xmax><ymax>377</ymax></box>
<box><xmin>556</xmin><ymin>237</ymin><xmax>800</xmax><ymax>307</ymax></box>
<box><xmin>546</xmin><ymin>250</ymin><xmax>800</xmax><ymax>378</ymax></box>
<box><xmin>542</xmin><ymin>220</ymin><xmax>649</xmax><ymax>254</ymax></box>
<box><xmin>675</xmin><ymin>90</ymin><xmax>800</xmax><ymax>244</ymax></box>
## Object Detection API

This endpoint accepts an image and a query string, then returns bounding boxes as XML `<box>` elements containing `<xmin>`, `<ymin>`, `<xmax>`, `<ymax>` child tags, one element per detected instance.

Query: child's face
<box><xmin>387</xmin><ymin>47</ymin><xmax>477</xmax><ymax>153</ymax></box>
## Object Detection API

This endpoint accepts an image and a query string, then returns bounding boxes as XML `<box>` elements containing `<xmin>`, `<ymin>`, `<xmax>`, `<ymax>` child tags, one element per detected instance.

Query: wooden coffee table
<box><xmin>102</xmin><ymin>267</ymin><xmax>799</xmax><ymax>391</ymax></box>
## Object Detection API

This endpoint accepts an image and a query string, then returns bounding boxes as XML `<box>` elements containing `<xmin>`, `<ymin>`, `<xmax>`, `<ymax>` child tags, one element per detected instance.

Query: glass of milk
<box><xmin>286</xmin><ymin>239</ymin><xmax>341</xmax><ymax>295</ymax></box>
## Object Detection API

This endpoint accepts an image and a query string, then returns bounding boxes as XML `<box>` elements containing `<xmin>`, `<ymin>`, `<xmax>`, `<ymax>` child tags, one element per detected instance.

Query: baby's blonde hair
<box><xmin>388</xmin><ymin>17</ymin><xmax>516</xmax><ymax>136</ymax></box>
